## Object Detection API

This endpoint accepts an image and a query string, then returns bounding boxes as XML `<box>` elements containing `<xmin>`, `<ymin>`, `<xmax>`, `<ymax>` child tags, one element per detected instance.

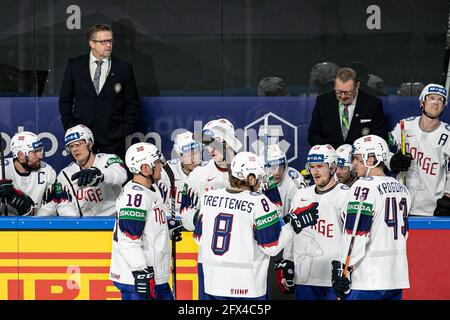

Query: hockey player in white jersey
<box><xmin>335</xmin><ymin>144</ymin><xmax>358</xmax><ymax>187</ymax></box>
<box><xmin>110</xmin><ymin>142</ymin><xmax>174</xmax><ymax>300</ymax></box>
<box><xmin>277</xmin><ymin>144</ymin><xmax>348</xmax><ymax>300</ymax></box>
<box><xmin>388</xmin><ymin>83</ymin><xmax>450</xmax><ymax>216</ymax></box>
<box><xmin>0</xmin><ymin>131</ymin><xmax>75</xmax><ymax>216</ymax></box>
<box><xmin>53</xmin><ymin>125</ymin><xmax>127</xmax><ymax>216</ymax></box>
<box><xmin>159</xmin><ymin>131</ymin><xmax>203</xmax><ymax>218</ymax></box>
<box><xmin>263</xmin><ymin>144</ymin><xmax>307</xmax><ymax>216</ymax></box>
<box><xmin>180</xmin><ymin>118</ymin><xmax>242</xmax><ymax>299</ymax></box>
<box><xmin>194</xmin><ymin>151</ymin><xmax>319</xmax><ymax>299</ymax></box>
<box><xmin>332</xmin><ymin>135</ymin><xmax>411</xmax><ymax>300</ymax></box>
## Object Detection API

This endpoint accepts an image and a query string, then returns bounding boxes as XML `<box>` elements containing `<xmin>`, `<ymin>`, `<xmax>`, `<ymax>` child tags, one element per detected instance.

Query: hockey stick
<box><xmin>339</xmin><ymin>166</ymin><xmax>372</xmax><ymax>300</ymax></box>
<box><xmin>0</xmin><ymin>132</ymin><xmax>8</xmax><ymax>216</ymax></box>
<box><xmin>400</xmin><ymin>120</ymin><xmax>407</xmax><ymax>185</ymax></box>
<box><xmin>263</xmin><ymin>113</ymin><xmax>269</xmax><ymax>166</ymax></box>
<box><xmin>62</xmin><ymin>170</ymin><xmax>83</xmax><ymax>217</ymax></box>
<box><xmin>163</xmin><ymin>162</ymin><xmax>177</xmax><ymax>299</ymax></box>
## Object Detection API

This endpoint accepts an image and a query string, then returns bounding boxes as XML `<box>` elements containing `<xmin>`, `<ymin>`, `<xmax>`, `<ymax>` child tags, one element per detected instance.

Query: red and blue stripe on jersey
<box><xmin>254</xmin><ymin>209</ymin><xmax>283</xmax><ymax>248</ymax></box>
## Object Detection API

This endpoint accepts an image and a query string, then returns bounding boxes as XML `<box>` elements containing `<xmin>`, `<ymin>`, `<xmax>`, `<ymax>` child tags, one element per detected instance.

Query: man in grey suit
<box><xmin>59</xmin><ymin>24</ymin><xmax>140</xmax><ymax>162</ymax></box>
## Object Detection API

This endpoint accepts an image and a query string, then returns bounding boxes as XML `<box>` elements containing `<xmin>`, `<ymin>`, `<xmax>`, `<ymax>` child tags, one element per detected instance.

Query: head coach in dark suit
<box><xmin>308</xmin><ymin>67</ymin><xmax>387</xmax><ymax>149</ymax></box>
<box><xmin>59</xmin><ymin>24</ymin><xmax>140</xmax><ymax>162</ymax></box>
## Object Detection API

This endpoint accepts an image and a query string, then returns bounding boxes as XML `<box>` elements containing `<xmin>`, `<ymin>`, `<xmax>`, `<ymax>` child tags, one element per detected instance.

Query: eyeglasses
<box><xmin>335</xmin><ymin>86</ymin><xmax>356</xmax><ymax>96</ymax></box>
<box><xmin>425</xmin><ymin>96</ymin><xmax>445</xmax><ymax>103</ymax></box>
<box><xmin>92</xmin><ymin>39</ymin><xmax>113</xmax><ymax>45</ymax></box>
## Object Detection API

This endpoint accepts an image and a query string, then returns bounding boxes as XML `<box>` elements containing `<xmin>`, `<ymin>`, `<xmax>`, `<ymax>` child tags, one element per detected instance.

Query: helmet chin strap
<box><xmin>78</xmin><ymin>150</ymin><xmax>92</xmax><ymax>167</ymax></box>
<box><xmin>421</xmin><ymin>104</ymin><xmax>445</xmax><ymax>120</ymax></box>
<box><xmin>17</xmin><ymin>156</ymin><xmax>34</xmax><ymax>173</ymax></box>
<box><xmin>73</xmin><ymin>144</ymin><xmax>94</xmax><ymax>168</ymax></box>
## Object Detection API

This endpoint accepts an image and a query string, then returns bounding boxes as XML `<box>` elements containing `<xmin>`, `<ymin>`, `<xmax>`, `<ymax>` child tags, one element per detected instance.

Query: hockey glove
<box><xmin>0</xmin><ymin>179</ymin><xmax>14</xmax><ymax>198</ymax></box>
<box><xmin>331</xmin><ymin>260</ymin><xmax>352</xmax><ymax>299</ymax></box>
<box><xmin>6</xmin><ymin>188</ymin><xmax>34</xmax><ymax>216</ymax></box>
<box><xmin>132</xmin><ymin>267</ymin><xmax>156</xmax><ymax>300</ymax></box>
<box><xmin>274</xmin><ymin>258</ymin><xmax>295</xmax><ymax>295</ymax></box>
<box><xmin>389</xmin><ymin>152</ymin><xmax>412</xmax><ymax>173</ymax></box>
<box><xmin>71</xmin><ymin>167</ymin><xmax>104</xmax><ymax>188</ymax></box>
<box><xmin>167</xmin><ymin>217</ymin><xmax>183</xmax><ymax>242</ymax></box>
<box><xmin>434</xmin><ymin>195</ymin><xmax>450</xmax><ymax>216</ymax></box>
<box><xmin>283</xmin><ymin>202</ymin><xmax>319</xmax><ymax>234</ymax></box>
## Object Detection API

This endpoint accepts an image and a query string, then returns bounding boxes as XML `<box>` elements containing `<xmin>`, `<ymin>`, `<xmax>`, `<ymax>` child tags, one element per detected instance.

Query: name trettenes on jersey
<box><xmin>203</xmin><ymin>195</ymin><xmax>255</xmax><ymax>214</ymax></box>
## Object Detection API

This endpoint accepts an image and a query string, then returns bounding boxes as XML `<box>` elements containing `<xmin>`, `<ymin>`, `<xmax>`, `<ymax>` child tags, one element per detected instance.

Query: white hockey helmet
<box><xmin>10</xmin><ymin>131</ymin><xmax>44</xmax><ymax>158</ymax></box>
<box><xmin>352</xmin><ymin>135</ymin><xmax>389</xmax><ymax>168</ymax></box>
<box><xmin>125</xmin><ymin>142</ymin><xmax>165</xmax><ymax>174</ymax></box>
<box><xmin>306</xmin><ymin>144</ymin><xmax>337</xmax><ymax>169</ymax></box>
<box><xmin>231</xmin><ymin>151</ymin><xmax>265</xmax><ymax>181</ymax></box>
<box><xmin>202</xmin><ymin>118</ymin><xmax>242</xmax><ymax>152</ymax></box>
<box><xmin>336</xmin><ymin>144</ymin><xmax>353</xmax><ymax>168</ymax></box>
<box><xmin>64</xmin><ymin>124</ymin><xmax>95</xmax><ymax>151</ymax></box>
<box><xmin>173</xmin><ymin>131</ymin><xmax>201</xmax><ymax>155</ymax></box>
<box><xmin>419</xmin><ymin>83</ymin><xmax>447</xmax><ymax>105</ymax></box>
<box><xmin>263</xmin><ymin>144</ymin><xmax>287</xmax><ymax>169</ymax></box>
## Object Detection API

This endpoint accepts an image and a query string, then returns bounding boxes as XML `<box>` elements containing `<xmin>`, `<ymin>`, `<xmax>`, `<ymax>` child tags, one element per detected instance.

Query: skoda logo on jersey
<box><xmin>64</xmin><ymin>132</ymin><xmax>81</xmax><ymax>145</ymax></box>
<box><xmin>244</xmin><ymin>112</ymin><xmax>298</xmax><ymax>164</ymax></box>
<box><xmin>119</xmin><ymin>208</ymin><xmax>146</xmax><ymax>220</ymax></box>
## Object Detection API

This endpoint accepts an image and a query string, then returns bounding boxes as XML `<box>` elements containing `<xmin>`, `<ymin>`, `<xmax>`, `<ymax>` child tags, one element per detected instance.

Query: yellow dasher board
<box><xmin>0</xmin><ymin>217</ymin><xmax>199</xmax><ymax>300</ymax></box>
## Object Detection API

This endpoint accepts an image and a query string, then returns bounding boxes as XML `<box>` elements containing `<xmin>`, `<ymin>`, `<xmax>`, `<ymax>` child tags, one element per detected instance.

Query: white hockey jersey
<box><xmin>195</xmin><ymin>188</ymin><xmax>295</xmax><ymax>298</ymax></box>
<box><xmin>56</xmin><ymin>153</ymin><xmax>127</xmax><ymax>216</ymax></box>
<box><xmin>390</xmin><ymin>116</ymin><xmax>450</xmax><ymax>216</ymax></box>
<box><xmin>109</xmin><ymin>181</ymin><xmax>171</xmax><ymax>285</ymax></box>
<box><xmin>278</xmin><ymin>167</ymin><xmax>307</xmax><ymax>216</ymax></box>
<box><xmin>0</xmin><ymin>158</ymin><xmax>76</xmax><ymax>216</ymax></box>
<box><xmin>158</xmin><ymin>158</ymin><xmax>206</xmax><ymax>219</ymax></box>
<box><xmin>284</xmin><ymin>183</ymin><xmax>348</xmax><ymax>287</ymax></box>
<box><xmin>340</xmin><ymin>176</ymin><xmax>411</xmax><ymax>290</ymax></box>
<box><xmin>180</xmin><ymin>159</ymin><xmax>230</xmax><ymax>231</ymax></box>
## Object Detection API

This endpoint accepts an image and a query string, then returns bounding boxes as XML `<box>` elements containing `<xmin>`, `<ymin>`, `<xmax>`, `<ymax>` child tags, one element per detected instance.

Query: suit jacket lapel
<box><xmin>332</xmin><ymin>98</ymin><xmax>345</xmax><ymax>144</ymax></box>
<box><xmin>101</xmin><ymin>56</ymin><xmax>119</xmax><ymax>95</ymax></box>
<box><xmin>348</xmin><ymin>92</ymin><xmax>364</xmax><ymax>138</ymax></box>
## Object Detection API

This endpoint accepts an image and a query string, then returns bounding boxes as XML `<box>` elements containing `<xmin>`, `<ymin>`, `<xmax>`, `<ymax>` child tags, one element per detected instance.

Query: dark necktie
<box><xmin>93</xmin><ymin>60</ymin><xmax>103</xmax><ymax>95</ymax></box>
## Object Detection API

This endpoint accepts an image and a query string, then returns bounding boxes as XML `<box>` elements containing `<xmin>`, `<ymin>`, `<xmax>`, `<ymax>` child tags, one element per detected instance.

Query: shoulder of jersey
<box><xmin>190</xmin><ymin>161</ymin><xmax>210</xmax><ymax>174</ymax></box>
<box><xmin>98</xmin><ymin>153</ymin><xmax>124</xmax><ymax>166</ymax></box>
<box><xmin>127</xmin><ymin>182</ymin><xmax>148</xmax><ymax>194</ymax></box>
<box><xmin>3</xmin><ymin>158</ymin><xmax>13</xmax><ymax>167</ymax></box>
<box><xmin>63</xmin><ymin>161</ymin><xmax>78</xmax><ymax>170</ymax></box>
<box><xmin>338</xmin><ymin>183</ymin><xmax>351</xmax><ymax>190</ymax></box>
<box><xmin>40</xmin><ymin>161</ymin><xmax>56</xmax><ymax>173</ymax></box>
<box><xmin>168</xmin><ymin>158</ymin><xmax>180</xmax><ymax>165</ymax></box>
<box><xmin>200</xmin><ymin>161</ymin><xmax>209</xmax><ymax>167</ymax></box>
<box><xmin>404</xmin><ymin>116</ymin><xmax>417</xmax><ymax>122</ymax></box>
<box><xmin>287</xmin><ymin>168</ymin><xmax>300</xmax><ymax>179</ymax></box>
<box><xmin>444</xmin><ymin>123</ymin><xmax>450</xmax><ymax>133</ymax></box>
